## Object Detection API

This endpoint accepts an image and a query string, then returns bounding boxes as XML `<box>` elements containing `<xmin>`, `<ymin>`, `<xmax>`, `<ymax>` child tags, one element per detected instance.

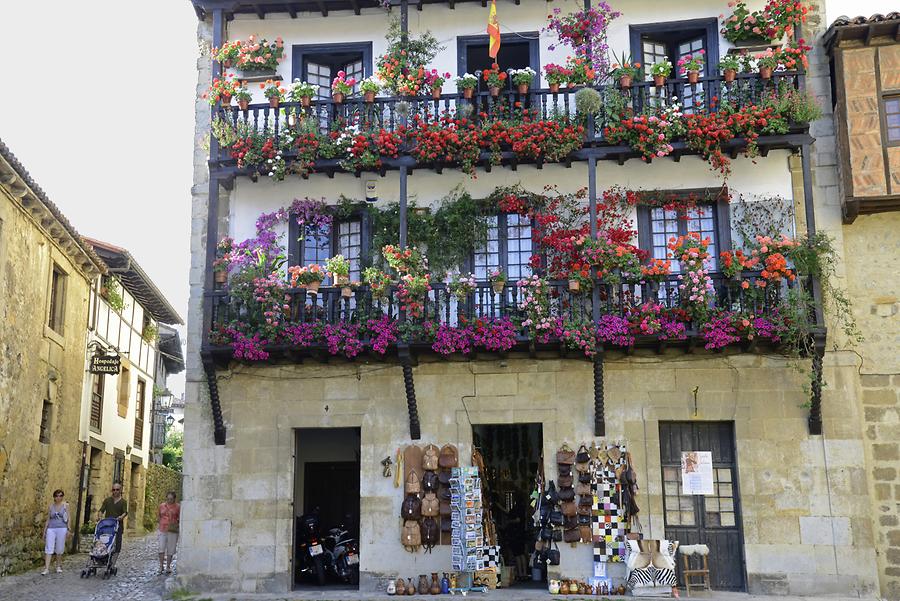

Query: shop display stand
<box><xmin>449</xmin><ymin>467</ymin><xmax>487</xmax><ymax>595</ymax></box>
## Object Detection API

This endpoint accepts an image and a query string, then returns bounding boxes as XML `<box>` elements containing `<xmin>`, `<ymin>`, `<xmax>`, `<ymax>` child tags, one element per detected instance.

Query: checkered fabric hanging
<box><xmin>483</xmin><ymin>545</ymin><xmax>501</xmax><ymax>568</ymax></box>
<box><xmin>592</xmin><ymin>443</ymin><xmax>629</xmax><ymax>563</ymax></box>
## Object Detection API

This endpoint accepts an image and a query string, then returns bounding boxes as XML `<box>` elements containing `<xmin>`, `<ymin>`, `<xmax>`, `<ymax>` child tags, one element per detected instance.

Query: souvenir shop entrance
<box><xmin>659</xmin><ymin>422</ymin><xmax>746</xmax><ymax>591</ymax></box>
<box><xmin>472</xmin><ymin>423</ymin><xmax>544</xmax><ymax>587</ymax></box>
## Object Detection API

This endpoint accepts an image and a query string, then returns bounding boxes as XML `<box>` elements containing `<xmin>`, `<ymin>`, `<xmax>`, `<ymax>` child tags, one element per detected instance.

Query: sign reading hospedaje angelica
<box><xmin>90</xmin><ymin>354</ymin><xmax>121</xmax><ymax>375</ymax></box>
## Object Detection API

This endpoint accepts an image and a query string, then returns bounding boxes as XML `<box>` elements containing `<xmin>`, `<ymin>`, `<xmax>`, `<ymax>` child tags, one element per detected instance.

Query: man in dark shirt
<box><xmin>98</xmin><ymin>482</ymin><xmax>128</xmax><ymax>566</ymax></box>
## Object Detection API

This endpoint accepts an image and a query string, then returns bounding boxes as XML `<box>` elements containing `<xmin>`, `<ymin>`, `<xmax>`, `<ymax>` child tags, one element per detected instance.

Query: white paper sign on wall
<box><xmin>681</xmin><ymin>451</ymin><xmax>714</xmax><ymax>496</ymax></box>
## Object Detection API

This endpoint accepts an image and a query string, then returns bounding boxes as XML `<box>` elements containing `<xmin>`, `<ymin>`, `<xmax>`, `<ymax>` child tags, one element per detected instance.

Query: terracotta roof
<box><xmin>84</xmin><ymin>237</ymin><xmax>184</xmax><ymax>325</ymax></box>
<box><xmin>0</xmin><ymin>139</ymin><xmax>106</xmax><ymax>276</ymax></box>
<box><xmin>824</xmin><ymin>13</ymin><xmax>900</xmax><ymax>52</ymax></box>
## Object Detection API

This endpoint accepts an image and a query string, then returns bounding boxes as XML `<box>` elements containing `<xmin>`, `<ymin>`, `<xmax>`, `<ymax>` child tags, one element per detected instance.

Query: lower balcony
<box><xmin>204</xmin><ymin>272</ymin><xmax>823</xmax><ymax>365</ymax></box>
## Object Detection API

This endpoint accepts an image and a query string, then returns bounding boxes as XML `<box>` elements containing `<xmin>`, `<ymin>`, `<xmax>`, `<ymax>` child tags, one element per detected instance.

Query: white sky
<box><xmin>0</xmin><ymin>0</ymin><xmax>893</xmax><ymax>397</ymax></box>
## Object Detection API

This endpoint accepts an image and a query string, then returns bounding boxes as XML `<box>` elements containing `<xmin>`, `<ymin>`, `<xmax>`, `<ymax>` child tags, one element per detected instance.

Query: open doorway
<box><xmin>472</xmin><ymin>423</ymin><xmax>544</xmax><ymax>587</ymax></box>
<box><xmin>293</xmin><ymin>427</ymin><xmax>361</xmax><ymax>589</ymax></box>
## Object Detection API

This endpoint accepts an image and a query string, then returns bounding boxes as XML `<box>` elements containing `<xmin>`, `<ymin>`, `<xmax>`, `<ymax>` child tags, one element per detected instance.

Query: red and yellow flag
<box><xmin>487</xmin><ymin>0</ymin><xmax>501</xmax><ymax>59</ymax></box>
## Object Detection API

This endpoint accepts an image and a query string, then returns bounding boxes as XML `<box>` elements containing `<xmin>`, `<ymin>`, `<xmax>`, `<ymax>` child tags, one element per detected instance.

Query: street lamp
<box><xmin>166</xmin><ymin>414</ymin><xmax>175</xmax><ymax>428</ymax></box>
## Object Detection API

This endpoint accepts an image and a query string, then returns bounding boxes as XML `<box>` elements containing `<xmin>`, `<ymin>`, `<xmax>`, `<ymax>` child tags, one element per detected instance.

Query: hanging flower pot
<box><xmin>759</xmin><ymin>66</ymin><xmax>773</xmax><ymax>80</ymax></box>
<box><xmin>220</xmin><ymin>93</ymin><xmax>232</xmax><ymax>106</ymax></box>
<box><xmin>214</xmin><ymin>270</ymin><xmax>227</xmax><ymax>284</ymax></box>
<box><xmin>549</xmin><ymin>83</ymin><xmax>560</xmax><ymax>93</ymax></box>
<box><xmin>724</xmin><ymin>68</ymin><xmax>737</xmax><ymax>83</ymax></box>
<box><xmin>268</xmin><ymin>96</ymin><xmax>280</xmax><ymax>109</ymax></box>
<box><xmin>568</xmin><ymin>279</ymin><xmax>581</xmax><ymax>292</ymax></box>
<box><xmin>332</xmin><ymin>92</ymin><xmax>344</xmax><ymax>104</ymax></box>
<box><xmin>489</xmin><ymin>86</ymin><xmax>501</xmax><ymax>97</ymax></box>
<box><xmin>491</xmin><ymin>281</ymin><xmax>505</xmax><ymax>295</ymax></box>
<box><xmin>653</xmin><ymin>74</ymin><xmax>666</xmax><ymax>87</ymax></box>
<box><xmin>619</xmin><ymin>75</ymin><xmax>633</xmax><ymax>89</ymax></box>
<box><xmin>432</xmin><ymin>88</ymin><xmax>442</xmax><ymax>100</ymax></box>
<box><xmin>687</xmin><ymin>70</ymin><xmax>700</xmax><ymax>84</ymax></box>
<box><xmin>364</xmin><ymin>90</ymin><xmax>375</xmax><ymax>103</ymax></box>
<box><xmin>341</xmin><ymin>286</ymin><xmax>353</xmax><ymax>299</ymax></box>
<box><xmin>238</xmin><ymin>99</ymin><xmax>249</xmax><ymax>111</ymax></box>
<box><xmin>307</xmin><ymin>281</ymin><xmax>321</xmax><ymax>294</ymax></box>
<box><xmin>462</xmin><ymin>88</ymin><xmax>474</xmax><ymax>99</ymax></box>
<box><xmin>300</xmin><ymin>95</ymin><xmax>311</xmax><ymax>108</ymax></box>
<box><xmin>517</xmin><ymin>83</ymin><xmax>529</xmax><ymax>94</ymax></box>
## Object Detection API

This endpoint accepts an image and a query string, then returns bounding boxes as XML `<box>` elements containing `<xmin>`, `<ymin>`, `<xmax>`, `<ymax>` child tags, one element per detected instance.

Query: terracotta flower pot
<box><xmin>759</xmin><ymin>66</ymin><xmax>773</xmax><ymax>80</ymax></box>
<box><xmin>491</xmin><ymin>281</ymin><xmax>505</xmax><ymax>295</ymax></box>
<box><xmin>332</xmin><ymin>92</ymin><xmax>344</xmax><ymax>104</ymax></box>
<box><xmin>341</xmin><ymin>287</ymin><xmax>353</xmax><ymax>298</ymax></box>
<box><xmin>336</xmin><ymin>275</ymin><xmax>350</xmax><ymax>286</ymax></box>
<box><xmin>364</xmin><ymin>90</ymin><xmax>375</xmax><ymax>103</ymax></box>
<box><xmin>517</xmin><ymin>83</ymin><xmax>529</xmax><ymax>94</ymax></box>
<box><xmin>619</xmin><ymin>75</ymin><xmax>633</xmax><ymax>89</ymax></box>
<box><xmin>568</xmin><ymin>279</ymin><xmax>581</xmax><ymax>292</ymax></box>
<box><xmin>268</xmin><ymin>96</ymin><xmax>279</xmax><ymax>108</ymax></box>
<box><xmin>237</xmin><ymin>99</ymin><xmax>249</xmax><ymax>110</ymax></box>
<box><xmin>549</xmin><ymin>83</ymin><xmax>560</xmax><ymax>93</ymax></box>
<box><xmin>462</xmin><ymin>87</ymin><xmax>474</xmax><ymax>99</ymax></box>
<box><xmin>214</xmin><ymin>270</ymin><xmax>227</xmax><ymax>284</ymax></box>
<box><xmin>724</xmin><ymin>68</ymin><xmax>737</xmax><ymax>82</ymax></box>
<box><xmin>300</xmin><ymin>95</ymin><xmax>311</xmax><ymax>107</ymax></box>
<box><xmin>220</xmin><ymin>93</ymin><xmax>232</xmax><ymax>106</ymax></box>
<box><xmin>489</xmin><ymin>86</ymin><xmax>500</xmax><ymax>97</ymax></box>
<box><xmin>432</xmin><ymin>88</ymin><xmax>442</xmax><ymax>100</ymax></box>
<box><xmin>653</xmin><ymin>74</ymin><xmax>666</xmax><ymax>87</ymax></box>
<box><xmin>307</xmin><ymin>281</ymin><xmax>320</xmax><ymax>294</ymax></box>
<box><xmin>687</xmin><ymin>70</ymin><xmax>700</xmax><ymax>84</ymax></box>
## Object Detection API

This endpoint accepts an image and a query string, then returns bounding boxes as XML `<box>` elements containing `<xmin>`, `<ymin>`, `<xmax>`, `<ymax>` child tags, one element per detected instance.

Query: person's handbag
<box><xmin>557</xmin><ymin>444</ymin><xmax>576</xmax><ymax>465</ymax></box>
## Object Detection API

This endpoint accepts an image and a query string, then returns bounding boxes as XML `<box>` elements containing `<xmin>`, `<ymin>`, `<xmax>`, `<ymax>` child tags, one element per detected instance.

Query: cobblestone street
<box><xmin>0</xmin><ymin>534</ymin><xmax>171</xmax><ymax>601</ymax></box>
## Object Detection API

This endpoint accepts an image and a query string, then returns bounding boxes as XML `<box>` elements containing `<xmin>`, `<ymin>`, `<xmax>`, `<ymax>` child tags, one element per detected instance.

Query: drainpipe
<box><xmin>72</xmin><ymin>441</ymin><xmax>88</xmax><ymax>553</ymax></box>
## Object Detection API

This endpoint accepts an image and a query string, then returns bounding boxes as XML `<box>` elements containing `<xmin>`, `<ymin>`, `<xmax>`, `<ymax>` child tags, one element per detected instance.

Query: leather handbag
<box><xmin>549</xmin><ymin>510</ymin><xmax>563</xmax><ymax>526</ymax></box>
<box><xmin>405</xmin><ymin>470</ymin><xmax>421</xmax><ymax>494</ymax></box>
<box><xmin>401</xmin><ymin>494</ymin><xmax>422</xmax><ymax>520</ymax></box>
<box><xmin>421</xmin><ymin>517</ymin><xmax>439</xmax><ymax>550</ymax></box>
<box><xmin>439</xmin><ymin>487</ymin><xmax>451</xmax><ymax>501</ymax></box>
<box><xmin>557</xmin><ymin>486</ymin><xmax>575</xmax><ymax>502</ymax></box>
<box><xmin>576</xmin><ymin>482</ymin><xmax>592</xmax><ymax>496</ymax></box>
<box><xmin>439</xmin><ymin>499</ymin><xmax>451</xmax><ymax>517</ymax></box>
<box><xmin>423</xmin><ymin>444</ymin><xmax>440</xmax><ymax>471</ymax></box>
<box><xmin>556</xmin><ymin>444</ymin><xmax>576</xmax><ymax>465</ymax></box>
<box><xmin>402</xmin><ymin>520</ymin><xmax>421</xmax><ymax>550</ymax></box>
<box><xmin>579</xmin><ymin>525</ymin><xmax>592</xmax><ymax>543</ymax></box>
<box><xmin>532</xmin><ymin>552</ymin><xmax>545</xmax><ymax>569</ymax></box>
<box><xmin>539</xmin><ymin>526</ymin><xmax>553</xmax><ymax>541</ymax></box>
<box><xmin>421</xmin><ymin>492</ymin><xmax>439</xmax><ymax>517</ymax></box>
<box><xmin>578</xmin><ymin>513</ymin><xmax>591</xmax><ymax>525</ymax></box>
<box><xmin>579</xmin><ymin>493</ymin><xmax>593</xmax><ymax>507</ymax></box>
<box><xmin>545</xmin><ymin>481</ymin><xmax>560</xmax><ymax>505</ymax></box>
<box><xmin>552</xmin><ymin>528</ymin><xmax>563</xmax><ymax>542</ymax></box>
<box><xmin>557</xmin><ymin>474</ymin><xmax>574</xmax><ymax>488</ymax></box>
<box><xmin>422</xmin><ymin>470</ymin><xmax>439</xmax><ymax>492</ymax></box>
<box><xmin>561</xmin><ymin>501</ymin><xmax>577</xmax><ymax>517</ymax></box>
<box><xmin>578</xmin><ymin>471</ymin><xmax>592</xmax><ymax>484</ymax></box>
<box><xmin>438</xmin><ymin>470</ymin><xmax>451</xmax><ymax>486</ymax></box>
<box><xmin>557</xmin><ymin>464</ymin><xmax>572</xmax><ymax>477</ymax></box>
<box><xmin>438</xmin><ymin>444</ymin><xmax>458</xmax><ymax>469</ymax></box>
<box><xmin>546</xmin><ymin>543</ymin><xmax>561</xmax><ymax>566</ymax></box>
<box><xmin>577</xmin><ymin>503</ymin><xmax>592</xmax><ymax>516</ymax></box>
<box><xmin>563</xmin><ymin>527</ymin><xmax>580</xmax><ymax>543</ymax></box>
<box><xmin>563</xmin><ymin>515</ymin><xmax>578</xmax><ymax>530</ymax></box>
<box><xmin>576</xmin><ymin>444</ymin><xmax>591</xmax><ymax>464</ymax></box>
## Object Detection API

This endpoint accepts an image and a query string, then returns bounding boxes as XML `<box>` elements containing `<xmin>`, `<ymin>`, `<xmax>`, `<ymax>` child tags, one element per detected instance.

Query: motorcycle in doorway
<box><xmin>323</xmin><ymin>519</ymin><xmax>360</xmax><ymax>585</ymax></box>
<box><xmin>296</xmin><ymin>513</ymin><xmax>327</xmax><ymax>586</ymax></box>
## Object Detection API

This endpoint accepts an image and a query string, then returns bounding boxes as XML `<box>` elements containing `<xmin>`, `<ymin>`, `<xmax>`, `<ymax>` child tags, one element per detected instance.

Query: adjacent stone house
<box><xmin>182</xmin><ymin>0</ymin><xmax>889</xmax><ymax>596</ymax></box>
<box><xmin>0</xmin><ymin>140</ymin><xmax>106</xmax><ymax>574</ymax></box>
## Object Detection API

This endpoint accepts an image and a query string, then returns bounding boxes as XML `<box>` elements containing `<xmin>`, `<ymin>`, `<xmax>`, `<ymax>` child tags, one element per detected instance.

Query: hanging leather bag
<box><xmin>579</xmin><ymin>524</ymin><xmax>592</xmax><ymax>543</ymax></box>
<box><xmin>421</xmin><ymin>492</ymin><xmax>439</xmax><ymax>517</ymax></box>
<box><xmin>577</xmin><ymin>503</ymin><xmax>592</xmax><ymax>516</ymax></box>
<box><xmin>556</xmin><ymin>444</ymin><xmax>576</xmax><ymax>465</ymax></box>
<box><xmin>578</xmin><ymin>513</ymin><xmax>592</xmax><ymax>525</ymax></box>
<box><xmin>439</xmin><ymin>499</ymin><xmax>451</xmax><ymax>517</ymax></box>
<box><xmin>401</xmin><ymin>494</ymin><xmax>422</xmax><ymax>520</ymax></box>
<box><xmin>557</xmin><ymin>486</ymin><xmax>575</xmax><ymax>502</ymax></box>
<box><xmin>576</xmin><ymin>444</ymin><xmax>591</xmax><ymax>465</ymax></box>
<box><xmin>438</xmin><ymin>470</ymin><xmax>451</xmax><ymax>486</ymax></box>
<box><xmin>579</xmin><ymin>493</ymin><xmax>593</xmax><ymax>507</ymax></box>
<box><xmin>557</xmin><ymin>464</ymin><xmax>572</xmax><ymax>477</ymax></box>
<box><xmin>552</xmin><ymin>527</ymin><xmax>563</xmax><ymax>542</ymax></box>
<box><xmin>421</xmin><ymin>517</ymin><xmax>438</xmax><ymax>551</ymax></box>
<box><xmin>549</xmin><ymin>509</ymin><xmax>563</xmax><ymax>526</ymax></box>
<box><xmin>402</xmin><ymin>520</ymin><xmax>421</xmax><ymax>550</ymax></box>
<box><xmin>546</xmin><ymin>542</ymin><xmax>561</xmax><ymax>566</ymax></box>
<box><xmin>561</xmin><ymin>501</ymin><xmax>577</xmax><ymax>517</ymax></box>
<box><xmin>557</xmin><ymin>474</ymin><xmax>574</xmax><ymax>488</ymax></box>
<box><xmin>539</xmin><ymin>526</ymin><xmax>553</xmax><ymax>541</ymax></box>
<box><xmin>422</xmin><ymin>470</ymin><xmax>439</xmax><ymax>492</ymax></box>
<box><xmin>578</xmin><ymin>471</ymin><xmax>592</xmax><ymax>484</ymax></box>
<box><xmin>438</xmin><ymin>444</ymin><xmax>458</xmax><ymax>469</ymax></box>
<box><xmin>405</xmin><ymin>470</ymin><xmax>421</xmax><ymax>495</ymax></box>
<box><xmin>563</xmin><ymin>527</ymin><xmax>580</xmax><ymax>543</ymax></box>
<box><xmin>576</xmin><ymin>482</ymin><xmax>592</xmax><ymax>496</ymax></box>
<box><xmin>545</xmin><ymin>481</ymin><xmax>559</xmax><ymax>505</ymax></box>
<box><xmin>423</xmin><ymin>444</ymin><xmax>440</xmax><ymax>471</ymax></box>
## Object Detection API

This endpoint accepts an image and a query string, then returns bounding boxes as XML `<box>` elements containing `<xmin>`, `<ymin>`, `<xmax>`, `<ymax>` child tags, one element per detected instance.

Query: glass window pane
<box><xmin>706</xmin><ymin>512</ymin><xmax>721</xmax><ymax>526</ymax></box>
<box><xmin>889</xmin><ymin>127</ymin><xmax>900</xmax><ymax>142</ymax></box>
<box><xmin>681</xmin><ymin>511</ymin><xmax>695</xmax><ymax>525</ymax></box>
<box><xmin>667</xmin><ymin>511</ymin><xmax>681</xmax><ymax>525</ymax></box>
<box><xmin>720</xmin><ymin>498</ymin><xmax>734</xmax><ymax>512</ymax></box>
<box><xmin>717</xmin><ymin>468</ymin><xmax>731</xmax><ymax>482</ymax></box>
<box><xmin>885</xmin><ymin>98</ymin><xmax>900</xmax><ymax>113</ymax></box>
<box><xmin>721</xmin><ymin>512</ymin><xmax>736</xmax><ymax>526</ymax></box>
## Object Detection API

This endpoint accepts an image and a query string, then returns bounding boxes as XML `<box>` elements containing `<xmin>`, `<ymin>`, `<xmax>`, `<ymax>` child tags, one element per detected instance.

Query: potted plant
<box><xmin>363</xmin><ymin>267</ymin><xmax>393</xmax><ymax>300</ymax></box>
<box><xmin>649</xmin><ymin>57</ymin><xmax>673</xmax><ymax>87</ymax></box>
<box><xmin>565</xmin><ymin>56</ymin><xmax>596</xmax><ymax>87</ymax></box>
<box><xmin>449</xmin><ymin>272</ymin><xmax>477</xmax><ymax>301</ymax></box>
<box><xmin>640</xmin><ymin>258</ymin><xmax>672</xmax><ymax>298</ymax></box>
<box><xmin>233</xmin><ymin>82</ymin><xmax>252</xmax><ymax>111</ymax></box>
<box><xmin>291</xmin><ymin>264</ymin><xmax>325</xmax><ymax>293</ymax></box>
<box><xmin>456</xmin><ymin>73</ymin><xmax>478</xmax><ymax>99</ymax></box>
<box><xmin>325</xmin><ymin>254</ymin><xmax>351</xmax><ymax>286</ymax></box>
<box><xmin>568</xmin><ymin>264</ymin><xmax>592</xmax><ymax>292</ymax></box>
<box><xmin>204</xmin><ymin>75</ymin><xmax>239</xmax><ymax>106</ymax></box>
<box><xmin>482</xmin><ymin>64</ymin><xmax>507</xmax><ymax>96</ymax></box>
<box><xmin>360</xmin><ymin>76</ymin><xmax>380</xmax><ymax>103</ymax></box>
<box><xmin>212</xmin><ymin>40</ymin><xmax>241</xmax><ymax>68</ymax></box>
<box><xmin>718</xmin><ymin>54</ymin><xmax>742</xmax><ymax>82</ymax></box>
<box><xmin>756</xmin><ymin>48</ymin><xmax>778</xmax><ymax>79</ymax></box>
<box><xmin>424</xmin><ymin>70</ymin><xmax>451</xmax><ymax>99</ymax></box>
<box><xmin>234</xmin><ymin>35</ymin><xmax>285</xmax><ymax>75</ymax></box>
<box><xmin>544</xmin><ymin>63</ymin><xmax>569</xmax><ymax>93</ymax></box>
<box><xmin>489</xmin><ymin>268</ymin><xmax>507</xmax><ymax>294</ymax></box>
<box><xmin>331</xmin><ymin>70</ymin><xmax>356</xmax><ymax>104</ymax></box>
<box><xmin>290</xmin><ymin>79</ymin><xmax>316</xmax><ymax>107</ymax></box>
<box><xmin>510</xmin><ymin>67</ymin><xmax>536</xmax><ymax>94</ymax></box>
<box><xmin>677</xmin><ymin>50</ymin><xmax>705</xmax><ymax>84</ymax></box>
<box><xmin>260</xmin><ymin>79</ymin><xmax>285</xmax><ymax>108</ymax></box>
<box><xmin>610</xmin><ymin>57</ymin><xmax>642</xmax><ymax>89</ymax></box>
<box><xmin>720</xmin><ymin>1</ymin><xmax>773</xmax><ymax>45</ymax></box>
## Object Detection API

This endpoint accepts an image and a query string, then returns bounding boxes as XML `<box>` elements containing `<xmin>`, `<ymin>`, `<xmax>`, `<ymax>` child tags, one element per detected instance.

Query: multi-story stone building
<box><xmin>182</xmin><ymin>0</ymin><xmax>890</xmax><ymax>596</ymax></box>
<box><xmin>0</xmin><ymin>141</ymin><xmax>106</xmax><ymax>574</ymax></box>
<box><xmin>76</xmin><ymin>239</ymin><xmax>183</xmax><ymax>540</ymax></box>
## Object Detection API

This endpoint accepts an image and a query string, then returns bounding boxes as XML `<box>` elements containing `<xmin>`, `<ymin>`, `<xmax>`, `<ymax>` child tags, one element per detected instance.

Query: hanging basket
<box><xmin>491</xmin><ymin>281</ymin><xmax>505</xmax><ymax>295</ymax></box>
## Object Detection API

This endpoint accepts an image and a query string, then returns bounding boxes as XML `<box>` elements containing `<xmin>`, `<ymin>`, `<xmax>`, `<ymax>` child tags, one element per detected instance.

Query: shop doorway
<box><xmin>472</xmin><ymin>423</ymin><xmax>543</xmax><ymax>587</ymax></box>
<box><xmin>293</xmin><ymin>427</ymin><xmax>361</xmax><ymax>589</ymax></box>
<box><xmin>659</xmin><ymin>422</ymin><xmax>746</xmax><ymax>591</ymax></box>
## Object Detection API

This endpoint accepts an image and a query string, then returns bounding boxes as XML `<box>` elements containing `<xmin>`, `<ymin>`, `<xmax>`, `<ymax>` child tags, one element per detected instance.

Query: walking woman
<box><xmin>157</xmin><ymin>491</ymin><xmax>180</xmax><ymax>575</ymax></box>
<box><xmin>42</xmin><ymin>489</ymin><xmax>71</xmax><ymax>575</ymax></box>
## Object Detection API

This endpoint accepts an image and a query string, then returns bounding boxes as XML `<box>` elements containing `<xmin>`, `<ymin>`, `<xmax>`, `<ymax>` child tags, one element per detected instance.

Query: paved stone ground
<box><xmin>0</xmin><ymin>534</ymin><xmax>171</xmax><ymax>601</ymax></box>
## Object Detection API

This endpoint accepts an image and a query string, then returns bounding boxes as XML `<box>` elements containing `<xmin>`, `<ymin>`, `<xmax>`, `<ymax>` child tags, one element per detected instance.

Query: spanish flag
<box><xmin>487</xmin><ymin>0</ymin><xmax>500</xmax><ymax>59</ymax></box>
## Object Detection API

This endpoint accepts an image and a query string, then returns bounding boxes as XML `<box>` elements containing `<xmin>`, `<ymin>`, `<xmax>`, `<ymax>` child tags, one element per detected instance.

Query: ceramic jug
<box><xmin>406</xmin><ymin>578</ymin><xmax>416</xmax><ymax>595</ymax></box>
<box><xmin>396</xmin><ymin>576</ymin><xmax>407</xmax><ymax>595</ymax></box>
<box><xmin>549</xmin><ymin>579</ymin><xmax>561</xmax><ymax>594</ymax></box>
<box><xmin>569</xmin><ymin>580</ymin><xmax>579</xmax><ymax>594</ymax></box>
<box><xmin>387</xmin><ymin>579</ymin><xmax>397</xmax><ymax>595</ymax></box>
<box><xmin>449</xmin><ymin>573</ymin><xmax>458</xmax><ymax>589</ymax></box>
<box><xmin>440</xmin><ymin>573</ymin><xmax>450</xmax><ymax>594</ymax></box>
<box><xmin>430</xmin><ymin>573</ymin><xmax>440</xmax><ymax>595</ymax></box>
<box><xmin>418</xmin><ymin>574</ymin><xmax>429</xmax><ymax>595</ymax></box>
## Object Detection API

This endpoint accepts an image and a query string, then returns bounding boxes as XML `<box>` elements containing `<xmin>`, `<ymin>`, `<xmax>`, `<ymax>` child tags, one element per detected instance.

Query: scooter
<box><xmin>323</xmin><ymin>523</ymin><xmax>360</xmax><ymax>585</ymax></box>
<box><xmin>296</xmin><ymin>513</ymin><xmax>327</xmax><ymax>586</ymax></box>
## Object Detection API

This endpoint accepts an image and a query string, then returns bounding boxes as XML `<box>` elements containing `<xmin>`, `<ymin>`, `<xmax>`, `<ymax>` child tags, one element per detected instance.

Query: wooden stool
<box><xmin>679</xmin><ymin>544</ymin><xmax>710</xmax><ymax>595</ymax></box>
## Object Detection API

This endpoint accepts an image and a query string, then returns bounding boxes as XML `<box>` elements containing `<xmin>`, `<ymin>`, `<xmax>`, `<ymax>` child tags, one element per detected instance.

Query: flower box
<box><xmin>235</xmin><ymin>70</ymin><xmax>281</xmax><ymax>83</ymax></box>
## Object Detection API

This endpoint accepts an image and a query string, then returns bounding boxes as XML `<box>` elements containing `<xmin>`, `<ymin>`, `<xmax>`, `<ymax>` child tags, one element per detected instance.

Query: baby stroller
<box><xmin>80</xmin><ymin>518</ymin><xmax>119</xmax><ymax>579</ymax></box>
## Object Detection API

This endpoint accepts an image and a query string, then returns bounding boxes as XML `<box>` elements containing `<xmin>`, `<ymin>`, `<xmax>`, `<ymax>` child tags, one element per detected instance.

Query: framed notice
<box><xmin>681</xmin><ymin>451</ymin><xmax>714</xmax><ymax>495</ymax></box>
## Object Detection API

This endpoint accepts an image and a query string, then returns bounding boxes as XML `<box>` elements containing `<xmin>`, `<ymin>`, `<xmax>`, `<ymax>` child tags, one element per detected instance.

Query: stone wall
<box><xmin>178</xmin><ymin>353</ymin><xmax>878</xmax><ymax>595</ymax></box>
<box><xmin>143</xmin><ymin>463</ymin><xmax>183</xmax><ymax>531</ymax></box>
<box><xmin>0</xmin><ymin>188</ymin><xmax>93</xmax><ymax>575</ymax></box>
